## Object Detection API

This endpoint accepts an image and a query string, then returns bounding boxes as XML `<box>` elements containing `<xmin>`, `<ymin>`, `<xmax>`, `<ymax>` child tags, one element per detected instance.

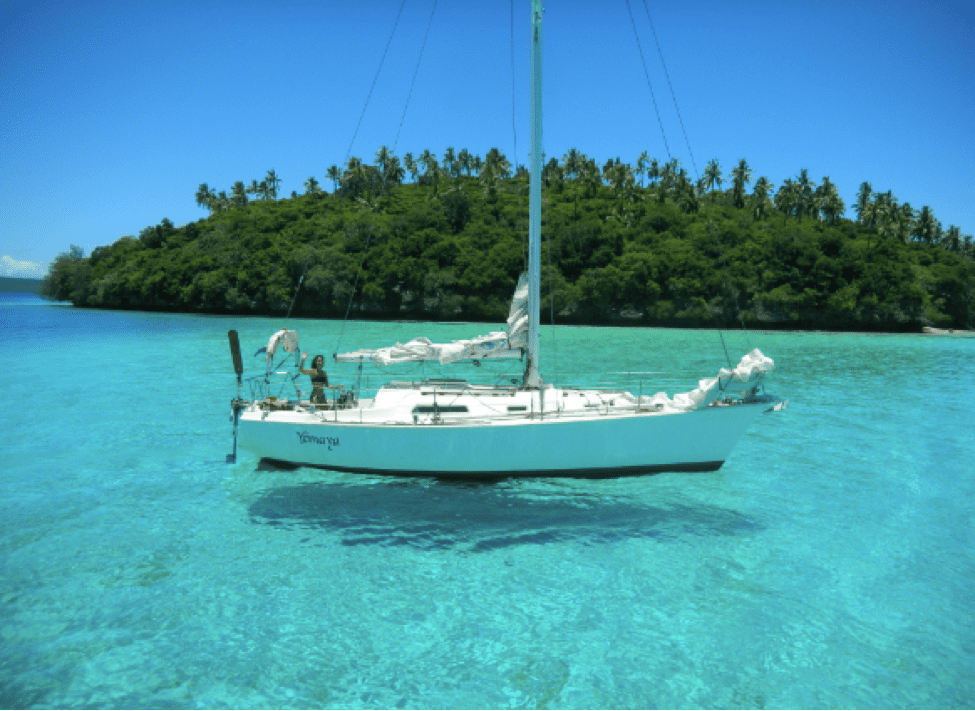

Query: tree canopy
<box><xmin>42</xmin><ymin>149</ymin><xmax>975</xmax><ymax>332</ymax></box>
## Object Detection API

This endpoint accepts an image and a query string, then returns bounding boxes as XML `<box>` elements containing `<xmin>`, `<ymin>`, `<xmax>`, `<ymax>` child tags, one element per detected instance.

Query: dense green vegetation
<box><xmin>42</xmin><ymin>150</ymin><xmax>974</xmax><ymax>331</ymax></box>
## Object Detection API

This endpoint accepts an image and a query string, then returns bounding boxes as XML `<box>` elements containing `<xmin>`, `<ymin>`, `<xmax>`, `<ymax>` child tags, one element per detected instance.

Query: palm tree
<box><xmin>861</xmin><ymin>196</ymin><xmax>879</xmax><ymax>229</ymax></box>
<box><xmin>774</xmin><ymin>178</ymin><xmax>797</xmax><ymax>221</ymax></box>
<box><xmin>606</xmin><ymin>161</ymin><xmax>635</xmax><ymax>210</ymax></box>
<box><xmin>443</xmin><ymin>147</ymin><xmax>457</xmax><ymax>178</ymax></box>
<box><xmin>418</xmin><ymin>149</ymin><xmax>435</xmax><ymax>175</ymax></box>
<box><xmin>644</xmin><ymin>158</ymin><xmax>661</xmax><ymax>201</ymax></box>
<box><xmin>646</xmin><ymin>158</ymin><xmax>661</xmax><ymax>185</ymax></box>
<box><xmin>346</xmin><ymin>156</ymin><xmax>363</xmax><ymax>174</ymax></box>
<box><xmin>636</xmin><ymin>151</ymin><xmax>650</xmax><ymax>186</ymax></box>
<box><xmin>660</xmin><ymin>158</ymin><xmax>680</xmax><ymax>185</ymax></box>
<box><xmin>854</xmin><ymin>181</ymin><xmax>873</xmax><ymax>223</ymax></box>
<box><xmin>562</xmin><ymin>148</ymin><xmax>583</xmax><ymax>180</ymax></box>
<box><xmin>480</xmin><ymin>162</ymin><xmax>499</xmax><ymax>204</ymax></box>
<box><xmin>896</xmin><ymin>202</ymin><xmax>915</xmax><ymax>242</ymax></box>
<box><xmin>901</xmin><ymin>202</ymin><xmax>915</xmax><ymax>224</ymax></box>
<box><xmin>543</xmin><ymin>157</ymin><xmax>559</xmax><ymax>178</ymax></box>
<box><xmin>703</xmin><ymin>159</ymin><xmax>723</xmax><ymax>199</ymax></box>
<box><xmin>729</xmin><ymin>159</ymin><xmax>752</xmax><ymax>208</ymax></box>
<box><xmin>246</xmin><ymin>179</ymin><xmax>261</xmax><ymax>198</ymax></box>
<box><xmin>195</xmin><ymin>183</ymin><xmax>215</xmax><ymax>212</ymax></box>
<box><xmin>751</xmin><ymin>176</ymin><xmax>774</xmax><ymax>221</ymax></box>
<box><xmin>326</xmin><ymin>165</ymin><xmax>341</xmax><ymax>192</ymax></box>
<box><xmin>695</xmin><ymin>176</ymin><xmax>708</xmax><ymax>199</ymax></box>
<box><xmin>601</xmin><ymin>157</ymin><xmax>621</xmax><ymax>183</ymax></box>
<box><xmin>656</xmin><ymin>158</ymin><xmax>682</xmax><ymax>202</ymax></box>
<box><xmin>544</xmin><ymin>158</ymin><xmax>565</xmax><ymax>193</ymax></box>
<box><xmin>342</xmin><ymin>157</ymin><xmax>366</xmax><ymax>198</ymax></box>
<box><xmin>815</xmin><ymin>177</ymin><xmax>844</xmax><ymax>223</ymax></box>
<box><xmin>424</xmin><ymin>157</ymin><xmax>442</xmax><ymax>197</ymax></box>
<box><xmin>484</xmin><ymin>148</ymin><xmax>511</xmax><ymax>178</ymax></box>
<box><xmin>304</xmin><ymin>176</ymin><xmax>321</xmax><ymax>196</ymax></box>
<box><xmin>676</xmin><ymin>175</ymin><xmax>699</xmax><ymax>214</ymax></box>
<box><xmin>265</xmin><ymin>169</ymin><xmax>281</xmax><ymax>200</ymax></box>
<box><xmin>457</xmin><ymin>148</ymin><xmax>472</xmax><ymax>176</ymax></box>
<box><xmin>794</xmin><ymin>169</ymin><xmax>816</xmax><ymax>221</ymax></box>
<box><xmin>384</xmin><ymin>155</ymin><xmax>405</xmax><ymax>186</ymax></box>
<box><xmin>403</xmin><ymin>152</ymin><xmax>418</xmax><ymax>182</ymax></box>
<box><xmin>471</xmin><ymin>155</ymin><xmax>483</xmax><ymax>177</ymax></box>
<box><xmin>863</xmin><ymin>190</ymin><xmax>898</xmax><ymax>235</ymax></box>
<box><xmin>580</xmin><ymin>159</ymin><xmax>602</xmax><ymax>198</ymax></box>
<box><xmin>231</xmin><ymin>181</ymin><xmax>249</xmax><ymax>207</ymax></box>
<box><xmin>913</xmin><ymin>206</ymin><xmax>937</xmax><ymax>243</ymax></box>
<box><xmin>374</xmin><ymin>145</ymin><xmax>393</xmax><ymax>177</ymax></box>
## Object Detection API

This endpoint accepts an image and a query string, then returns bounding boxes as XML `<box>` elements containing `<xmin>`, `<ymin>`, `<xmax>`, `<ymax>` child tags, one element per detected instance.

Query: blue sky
<box><xmin>1</xmin><ymin>0</ymin><xmax>973</xmax><ymax>278</ymax></box>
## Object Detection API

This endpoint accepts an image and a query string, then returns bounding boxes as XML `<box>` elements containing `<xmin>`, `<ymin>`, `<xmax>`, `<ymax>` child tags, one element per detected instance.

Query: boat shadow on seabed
<box><xmin>246</xmin><ymin>476</ymin><xmax>764</xmax><ymax>552</ymax></box>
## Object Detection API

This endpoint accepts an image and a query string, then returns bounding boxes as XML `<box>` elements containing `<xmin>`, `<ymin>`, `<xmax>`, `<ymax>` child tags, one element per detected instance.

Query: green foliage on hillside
<box><xmin>42</xmin><ymin>151</ymin><xmax>975</xmax><ymax>331</ymax></box>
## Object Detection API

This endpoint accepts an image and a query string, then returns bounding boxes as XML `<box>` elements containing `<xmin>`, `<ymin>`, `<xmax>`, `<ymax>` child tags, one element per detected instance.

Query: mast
<box><xmin>524</xmin><ymin>0</ymin><xmax>543</xmax><ymax>388</ymax></box>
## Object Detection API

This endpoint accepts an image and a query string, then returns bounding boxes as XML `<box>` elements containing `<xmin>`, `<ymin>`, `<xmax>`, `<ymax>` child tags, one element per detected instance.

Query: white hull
<box><xmin>237</xmin><ymin>388</ymin><xmax>771</xmax><ymax>478</ymax></box>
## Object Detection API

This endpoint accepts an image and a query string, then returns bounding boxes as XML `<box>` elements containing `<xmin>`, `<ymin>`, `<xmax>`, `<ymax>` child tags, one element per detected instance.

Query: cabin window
<box><xmin>507</xmin><ymin>406</ymin><xmax>527</xmax><ymax>412</ymax></box>
<box><xmin>412</xmin><ymin>405</ymin><xmax>469</xmax><ymax>414</ymax></box>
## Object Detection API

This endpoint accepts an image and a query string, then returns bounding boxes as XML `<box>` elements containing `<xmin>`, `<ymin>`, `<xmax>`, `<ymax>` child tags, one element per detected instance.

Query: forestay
<box><xmin>335</xmin><ymin>274</ymin><xmax>529</xmax><ymax>365</ymax></box>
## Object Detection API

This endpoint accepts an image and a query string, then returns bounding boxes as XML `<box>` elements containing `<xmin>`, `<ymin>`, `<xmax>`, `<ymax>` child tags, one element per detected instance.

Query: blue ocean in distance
<box><xmin>1</xmin><ymin>292</ymin><xmax>973</xmax><ymax>709</ymax></box>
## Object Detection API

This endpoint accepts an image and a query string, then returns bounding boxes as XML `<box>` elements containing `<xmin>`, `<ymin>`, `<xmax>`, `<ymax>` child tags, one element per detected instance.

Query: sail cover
<box><xmin>643</xmin><ymin>349</ymin><xmax>775</xmax><ymax>411</ymax></box>
<box><xmin>336</xmin><ymin>274</ymin><xmax>529</xmax><ymax>365</ymax></box>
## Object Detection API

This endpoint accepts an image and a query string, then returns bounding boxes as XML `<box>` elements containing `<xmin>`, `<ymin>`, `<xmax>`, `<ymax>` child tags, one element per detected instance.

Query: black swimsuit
<box><xmin>310</xmin><ymin>370</ymin><xmax>329</xmax><ymax>403</ymax></box>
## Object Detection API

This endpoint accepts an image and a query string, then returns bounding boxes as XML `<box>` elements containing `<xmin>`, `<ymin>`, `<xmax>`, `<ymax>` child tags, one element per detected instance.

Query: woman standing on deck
<box><xmin>299</xmin><ymin>352</ymin><xmax>332</xmax><ymax>404</ymax></box>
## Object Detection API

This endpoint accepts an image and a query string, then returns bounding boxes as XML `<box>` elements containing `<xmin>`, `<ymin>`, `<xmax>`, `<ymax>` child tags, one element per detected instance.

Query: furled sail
<box><xmin>641</xmin><ymin>349</ymin><xmax>775</xmax><ymax>412</ymax></box>
<box><xmin>256</xmin><ymin>329</ymin><xmax>299</xmax><ymax>362</ymax></box>
<box><xmin>335</xmin><ymin>274</ymin><xmax>529</xmax><ymax>365</ymax></box>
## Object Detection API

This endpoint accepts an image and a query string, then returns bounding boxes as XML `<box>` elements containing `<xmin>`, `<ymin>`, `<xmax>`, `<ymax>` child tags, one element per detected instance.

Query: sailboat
<box><xmin>227</xmin><ymin>0</ymin><xmax>784</xmax><ymax>477</ymax></box>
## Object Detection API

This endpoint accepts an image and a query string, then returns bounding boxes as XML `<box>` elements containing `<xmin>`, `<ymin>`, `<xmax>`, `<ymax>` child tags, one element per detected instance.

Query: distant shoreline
<box><xmin>0</xmin><ymin>276</ymin><xmax>42</xmax><ymax>294</ymax></box>
<box><xmin>6</xmin><ymin>271</ymin><xmax>965</xmax><ymax>336</ymax></box>
<box><xmin>921</xmin><ymin>326</ymin><xmax>975</xmax><ymax>337</ymax></box>
<box><xmin>13</xmin><ymin>296</ymin><xmax>957</xmax><ymax>336</ymax></box>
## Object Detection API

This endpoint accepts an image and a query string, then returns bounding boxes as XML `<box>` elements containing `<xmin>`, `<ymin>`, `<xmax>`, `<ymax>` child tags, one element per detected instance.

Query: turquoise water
<box><xmin>1</xmin><ymin>293</ymin><xmax>973</xmax><ymax>709</ymax></box>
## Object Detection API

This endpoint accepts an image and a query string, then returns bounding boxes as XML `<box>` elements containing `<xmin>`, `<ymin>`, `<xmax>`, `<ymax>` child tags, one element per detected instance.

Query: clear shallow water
<box><xmin>1</xmin><ymin>294</ymin><xmax>973</xmax><ymax>709</ymax></box>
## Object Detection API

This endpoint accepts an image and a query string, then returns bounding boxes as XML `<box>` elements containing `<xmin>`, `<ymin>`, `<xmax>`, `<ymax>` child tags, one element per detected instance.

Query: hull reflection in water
<box><xmin>247</xmin><ymin>480</ymin><xmax>764</xmax><ymax>551</ymax></box>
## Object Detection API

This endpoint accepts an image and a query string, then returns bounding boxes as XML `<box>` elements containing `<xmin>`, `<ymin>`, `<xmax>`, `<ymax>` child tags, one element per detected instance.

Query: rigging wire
<box><xmin>624</xmin><ymin>0</ymin><xmax>671</xmax><ymax>161</ymax></box>
<box><xmin>289</xmin><ymin>0</ymin><xmax>410</xmax><ymax>329</ymax></box>
<box><xmin>640</xmin><ymin>0</ymin><xmax>698</xmax><ymax>178</ymax></box>
<box><xmin>393</xmin><ymin>0</ymin><xmax>439</xmax><ymax>153</ymax></box>
<box><xmin>627</xmin><ymin>0</ymin><xmax>749</xmax><ymax>365</ymax></box>
<box><xmin>333</xmin><ymin>226</ymin><xmax>375</xmax><ymax>357</ymax></box>
<box><xmin>333</xmin><ymin>0</ymin><xmax>435</xmax><ymax>357</ymax></box>
<box><xmin>510</xmin><ymin>0</ymin><xmax>519</xmax><ymax>180</ymax></box>
<box><xmin>343</xmin><ymin>0</ymin><xmax>408</xmax><ymax>163</ymax></box>
<box><xmin>332</xmin><ymin>0</ymin><xmax>442</xmax><ymax>361</ymax></box>
<box><xmin>285</xmin><ymin>217</ymin><xmax>326</xmax><ymax>320</ymax></box>
<box><xmin>546</xmin><ymin>214</ymin><xmax>558</xmax><ymax>383</ymax></box>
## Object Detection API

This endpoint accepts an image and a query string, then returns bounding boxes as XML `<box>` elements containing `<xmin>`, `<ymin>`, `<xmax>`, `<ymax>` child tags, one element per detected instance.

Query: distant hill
<box><xmin>0</xmin><ymin>276</ymin><xmax>42</xmax><ymax>294</ymax></box>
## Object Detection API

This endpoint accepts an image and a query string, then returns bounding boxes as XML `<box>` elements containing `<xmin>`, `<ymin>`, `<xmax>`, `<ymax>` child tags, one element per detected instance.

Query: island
<box><xmin>40</xmin><ymin>151</ymin><xmax>974</xmax><ymax>333</ymax></box>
